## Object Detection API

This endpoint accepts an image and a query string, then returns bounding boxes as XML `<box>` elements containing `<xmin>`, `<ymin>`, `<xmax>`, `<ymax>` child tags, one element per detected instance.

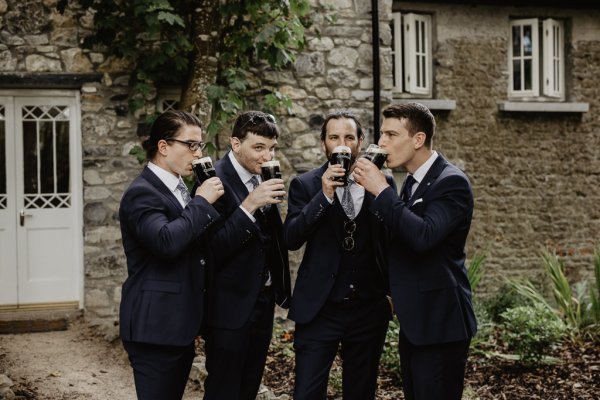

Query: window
<box><xmin>156</xmin><ymin>90</ymin><xmax>181</xmax><ymax>113</ymax></box>
<box><xmin>509</xmin><ymin>18</ymin><xmax>564</xmax><ymax>100</ymax></box>
<box><xmin>391</xmin><ymin>12</ymin><xmax>432</xmax><ymax>96</ymax></box>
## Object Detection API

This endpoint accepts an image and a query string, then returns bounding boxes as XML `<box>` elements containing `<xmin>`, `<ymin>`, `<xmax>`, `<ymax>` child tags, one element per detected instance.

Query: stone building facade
<box><xmin>0</xmin><ymin>0</ymin><xmax>598</xmax><ymax>331</ymax></box>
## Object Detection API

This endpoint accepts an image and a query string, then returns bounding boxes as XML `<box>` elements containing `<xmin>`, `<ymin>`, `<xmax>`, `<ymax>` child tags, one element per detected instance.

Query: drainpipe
<box><xmin>371</xmin><ymin>0</ymin><xmax>381</xmax><ymax>143</ymax></box>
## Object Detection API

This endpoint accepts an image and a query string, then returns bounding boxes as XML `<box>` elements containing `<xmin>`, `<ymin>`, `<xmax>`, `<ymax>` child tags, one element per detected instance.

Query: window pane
<box><xmin>23</xmin><ymin>120</ymin><xmax>38</xmax><ymax>194</ymax></box>
<box><xmin>39</xmin><ymin>121</ymin><xmax>54</xmax><ymax>193</ymax></box>
<box><xmin>523</xmin><ymin>25</ymin><xmax>532</xmax><ymax>56</ymax></box>
<box><xmin>421</xmin><ymin>56</ymin><xmax>427</xmax><ymax>87</ymax></box>
<box><xmin>55</xmin><ymin>121</ymin><xmax>70</xmax><ymax>193</ymax></box>
<box><xmin>513</xmin><ymin>60</ymin><xmax>521</xmax><ymax>91</ymax></box>
<box><xmin>524</xmin><ymin>59</ymin><xmax>532</xmax><ymax>90</ymax></box>
<box><xmin>415</xmin><ymin>20</ymin><xmax>420</xmax><ymax>53</ymax></box>
<box><xmin>512</xmin><ymin>26</ymin><xmax>521</xmax><ymax>56</ymax></box>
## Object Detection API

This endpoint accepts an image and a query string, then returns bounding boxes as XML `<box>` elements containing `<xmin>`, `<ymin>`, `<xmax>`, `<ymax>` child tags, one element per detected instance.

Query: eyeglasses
<box><xmin>165</xmin><ymin>139</ymin><xmax>206</xmax><ymax>152</ymax></box>
<box><xmin>342</xmin><ymin>220</ymin><xmax>356</xmax><ymax>251</ymax></box>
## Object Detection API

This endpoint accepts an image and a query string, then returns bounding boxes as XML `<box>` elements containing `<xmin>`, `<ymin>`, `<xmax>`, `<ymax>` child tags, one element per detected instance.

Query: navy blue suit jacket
<box><xmin>284</xmin><ymin>163</ymin><xmax>396</xmax><ymax>324</ymax></box>
<box><xmin>370</xmin><ymin>154</ymin><xmax>477</xmax><ymax>346</ymax></box>
<box><xmin>119</xmin><ymin>166</ymin><xmax>220</xmax><ymax>346</ymax></box>
<box><xmin>204</xmin><ymin>153</ymin><xmax>291</xmax><ymax>330</ymax></box>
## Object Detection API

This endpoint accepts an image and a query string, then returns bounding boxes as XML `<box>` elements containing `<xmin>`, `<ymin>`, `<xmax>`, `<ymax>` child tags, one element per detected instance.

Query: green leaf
<box><xmin>157</xmin><ymin>11</ymin><xmax>186</xmax><ymax>27</ymax></box>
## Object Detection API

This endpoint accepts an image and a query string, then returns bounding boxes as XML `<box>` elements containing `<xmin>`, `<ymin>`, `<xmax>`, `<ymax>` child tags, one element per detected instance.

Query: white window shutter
<box><xmin>392</xmin><ymin>12</ymin><xmax>403</xmax><ymax>92</ymax></box>
<box><xmin>403</xmin><ymin>13</ymin><xmax>431</xmax><ymax>95</ymax></box>
<box><xmin>542</xmin><ymin>18</ymin><xmax>564</xmax><ymax>98</ymax></box>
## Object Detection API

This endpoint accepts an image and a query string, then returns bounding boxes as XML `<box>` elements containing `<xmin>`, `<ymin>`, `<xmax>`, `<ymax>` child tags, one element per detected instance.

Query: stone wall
<box><xmin>1</xmin><ymin>0</ymin><xmax>599</xmax><ymax>329</ymax></box>
<box><xmin>396</xmin><ymin>2</ymin><xmax>600</xmax><ymax>289</ymax></box>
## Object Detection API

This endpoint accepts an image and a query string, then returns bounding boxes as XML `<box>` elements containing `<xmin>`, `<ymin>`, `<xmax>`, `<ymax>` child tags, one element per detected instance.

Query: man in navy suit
<box><xmin>284</xmin><ymin>111</ymin><xmax>395</xmax><ymax>400</ymax></box>
<box><xmin>354</xmin><ymin>103</ymin><xmax>477</xmax><ymax>400</ymax></box>
<box><xmin>119</xmin><ymin>110</ymin><xmax>225</xmax><ymax>399</ymax></box>
<box><xmin>202</xmin><ymin>111</ymin><xmax>291</xmax><ymax>400</ymax></box>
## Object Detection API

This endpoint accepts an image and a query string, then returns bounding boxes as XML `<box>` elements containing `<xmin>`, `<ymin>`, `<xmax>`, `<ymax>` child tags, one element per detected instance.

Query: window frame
<box><xmin>508</xmin><ymin>17</ymin><xmax>565</xmax><ymax>101</ymax></box>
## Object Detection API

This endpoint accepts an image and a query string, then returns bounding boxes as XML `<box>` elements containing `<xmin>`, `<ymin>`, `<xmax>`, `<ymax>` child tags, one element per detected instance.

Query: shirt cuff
<box><xmin>323</xmin><ymin>192</ymin><xmax>334</xmax><ymax>204</ymax></box>
<box><xmin>239</xmin><ymin>205</ymin><xmax>256</xmax><ymax>223</ymax></box>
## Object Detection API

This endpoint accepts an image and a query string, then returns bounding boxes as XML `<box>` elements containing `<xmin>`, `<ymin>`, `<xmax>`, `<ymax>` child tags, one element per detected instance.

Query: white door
<box><xmin>0</xmin><ymin>92</ymin><xmax>83</xmax><ymax>309</ymax></box>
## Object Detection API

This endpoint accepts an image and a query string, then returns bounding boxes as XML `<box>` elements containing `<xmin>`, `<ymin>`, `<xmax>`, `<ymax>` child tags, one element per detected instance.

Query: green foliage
<box><xmin>467</xmin><ymin>252</ymin><xmax>486</xmax><ymax>293</ymax></box>
<box><xmin>509</xmin><ymin>248</ymin><xmax>600</xmax><ymax>341</ymax></box>
<box><xmin>60</xmin><ymin>0</ymin><xmax>321</xmax><ymax>151</ymax></box>
<box><xmin>380</xmin><ymin>317</ymin><xmax>401</xmax><ymax>377</ymax></box>
<box><xmin>59</xmin><ymin>0</ymin><xmax>194</xmax><ymax>111</ymax></box>
<box><xmin>485</xmin><ymin>283</ymin><xmax>530</xmax><ymax>323</ymax></box>
<box><xmin>500</xmin><ymin>303</ymin><xmax>566</xmax><ymax>365</ymax></box>
<box><xmin>590</xmin><ymin>247</ymin><xmax>600</xmax><ymax>323</ymax></box>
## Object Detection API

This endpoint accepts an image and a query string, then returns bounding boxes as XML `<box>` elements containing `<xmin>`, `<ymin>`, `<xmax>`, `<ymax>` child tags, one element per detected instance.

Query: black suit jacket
<box><xmin>204</xmin><ymin>153</ymin><xmax>291</xmax><ymax>330</ymax></box>
<box><xmin>119</xmin><ymin>166</ymin><xmax>219</xmax><ymax>346</ymax></box>
<box><xmin>370</xmin><ymin>154</ymin><xmax>477</xmax><ymax>346</ymax></box>
<box><xmin>284</xmin><ymin>163</ymin><xmax>396</xmax><ymax>324</ymax></box>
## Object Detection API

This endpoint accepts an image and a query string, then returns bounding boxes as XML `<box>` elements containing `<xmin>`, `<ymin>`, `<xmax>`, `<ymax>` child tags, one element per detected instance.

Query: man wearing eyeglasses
<box><xmin>283</xmin><ymin>111</ymin><xmax>396</xmax><ymax>400</ymax></box>
<box><xmin>119</xmin><ymin>111</ymin><xmax>224</xmax><ymax>399</ymax></box>
<box><xmin>200</xmin><ymin>111</ymin><xmax>291</xmax><ymax>400</ymax></box>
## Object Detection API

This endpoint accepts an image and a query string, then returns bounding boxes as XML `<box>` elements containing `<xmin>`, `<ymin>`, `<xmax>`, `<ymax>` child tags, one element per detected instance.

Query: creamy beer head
<box><xmin>362</xmin><ymin>144</ymin><xmax>388</xmax><ymax>169</ymax></box>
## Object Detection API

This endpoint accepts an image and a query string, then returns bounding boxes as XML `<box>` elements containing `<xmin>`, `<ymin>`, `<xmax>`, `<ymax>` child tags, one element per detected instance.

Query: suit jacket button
<box><xmin>330</xmin><ymin>273</ymin><xmax>336</xmax><ymax>278</ymax></box>
<box><xmin>202</xmin><ymin>288</ymin><xmax>207</xmax><ymax>293</ymax></box>
<box><xmin>200</xmin><ymin>259</ymin><xmax>206</xmax><ymax>266</ymax></box>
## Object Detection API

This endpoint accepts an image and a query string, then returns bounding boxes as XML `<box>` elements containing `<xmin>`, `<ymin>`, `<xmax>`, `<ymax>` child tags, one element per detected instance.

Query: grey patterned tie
<box><xmin>341</xmin><ymin>180</ymin><xmax>355</xmax><ymax>220</ymax></box>
<box><xmin>176</xmin><ymin>179</ymin><xmax>192</xmax><ymax>206</ymax></box>
<box><xmin>249</xmin><ymin>175</ymin><xmax>260</xmax><ymax>191</ymax></box>
<box><xmin>249</xmin><ymin>175</ymin><xmax>270</xmax><ymax>212</ymax></box>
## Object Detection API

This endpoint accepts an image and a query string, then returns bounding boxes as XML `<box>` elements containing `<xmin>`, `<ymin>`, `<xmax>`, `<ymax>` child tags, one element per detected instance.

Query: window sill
<box><xmin>393</xmin><ymin>98</ymin><xmax>456</xmax><ymax>111</ymax></box>
<box><xmin>498</xmin><ymin>101</ymin><xmax>589</xmax><ymax>113</ymax></box>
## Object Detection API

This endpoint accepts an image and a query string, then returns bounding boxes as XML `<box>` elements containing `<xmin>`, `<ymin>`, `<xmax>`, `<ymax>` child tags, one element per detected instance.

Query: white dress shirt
<box><xmin>147</xmin><ymin>161</ymin><xmax>188</xmax><ymax>208</ymax></box>
<box><xmin>407</xmin><ymin>150</ymin><xmax>438</xmax><ymax>197</ymax></box>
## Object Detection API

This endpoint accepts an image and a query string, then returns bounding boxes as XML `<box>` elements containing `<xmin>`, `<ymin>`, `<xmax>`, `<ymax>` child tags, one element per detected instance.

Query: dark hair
<box><xmin>232</xmin><ymin>111</ymin><xmax>279</xmax><ymax>141</ymax></box>
<box><xmin>320</xmin><ymin>111</ymin><xmax>364</xmax><ymax>141</ymax></box>
<box><xmin>142</xmin><ymin>110</ymin><xmax>202</xmax><ymax>160</ymax></box>
<box><xmin>382</xmin><ymin>103</ymin><xmax>436</xmax><ymax>147</ymax></box>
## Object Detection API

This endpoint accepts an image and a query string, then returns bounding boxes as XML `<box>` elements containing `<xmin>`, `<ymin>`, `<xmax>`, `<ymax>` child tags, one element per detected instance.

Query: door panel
<box><xmin>0</xmin><ymin>99</ymin><xmax>17</xmax><ymax>305</ymax></box>
<box><xmin>0</xmin><ymin>93</ymin><xmax>82</xmax><ymax>308</ymax></box>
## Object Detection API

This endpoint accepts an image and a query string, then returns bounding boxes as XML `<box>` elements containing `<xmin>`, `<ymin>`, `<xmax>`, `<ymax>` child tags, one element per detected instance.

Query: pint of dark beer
<box><xmin>362</xmin><ymin>144</ymin><xmax>388</xmax><ymax>169</ymax></box>
<box><xmin>329</xmin><ymin>145</ymin><xmax>352</xmax><ymax>185</ymax></box>
<box><xmin>261</xmin><ymin>160</ymin><xmax>283</xmax><ymax>200</ymax></box>
<box><xmin>192</xmin><ymin>156</ymin><xmax>216</xmax><ymax>184</ymax></box>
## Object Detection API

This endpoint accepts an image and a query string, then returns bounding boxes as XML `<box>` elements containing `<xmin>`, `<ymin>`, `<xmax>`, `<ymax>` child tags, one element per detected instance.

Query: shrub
<box><xmin>510</xmin><ymin>248</ymin><xmax>600</xmax><ymax>340</ymax></box>
<box><xmin>380</xmin><ymin>317</ymin><xmax>401</xmax><ymax>377</ymax></box>
<box><xmin>501</xmin><ymin>303</ymin><xmax>566</xmax><ymax>365</ymax></box>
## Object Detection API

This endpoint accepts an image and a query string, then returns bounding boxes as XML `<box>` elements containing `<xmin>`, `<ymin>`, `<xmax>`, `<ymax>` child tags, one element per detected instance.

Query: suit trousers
<box><xmin>203</xmin><ymin>287</ymin><xmax>275</xmax><ymax>400</ymax></box>
<box><xmin>122</xmin><ymin>340</ymin><xmax>195</xmax><ymax>400</ymax></box>
<box><xmin>398</xmin><ymin>330</ymin><xmax>471</xmax><ymax>400</ymax></box>
<box><xmin>293</xmin><ymin>296</ymin><xmax>390</xmax><ymax>400</ymax></box>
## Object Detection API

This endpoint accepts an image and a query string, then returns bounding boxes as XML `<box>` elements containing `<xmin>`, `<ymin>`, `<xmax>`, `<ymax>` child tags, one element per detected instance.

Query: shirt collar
<box><xmin>147</xmin><ymin>161</ymin><xmax>181</xmax><ymax>192</ymax></box>
<box><xmin>228</xmin><ymin>151</ymin><xmax>258</xmax><ymax>184</ymax></box>
<box><xmin>411</xmin><ymin>150</ymin><xmax>438</xmax><ymax>184</ymax></box>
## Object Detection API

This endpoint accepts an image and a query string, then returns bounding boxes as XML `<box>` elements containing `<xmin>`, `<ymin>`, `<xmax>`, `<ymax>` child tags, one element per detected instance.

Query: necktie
<box><xmin>341</xmin><ymin>180</ymin><xmax>355</xmax><ymax>220</ymax></box>
<box><xmin>401</xmin><ymin>175</ymin><xmax>416</xmax><ymax>202</ymax></box>
<box><xmin>176</xmin><ymin>179</ymin><xmax>192</xmax><ymax>206</ymax></box>
<box><xmin>248</xmin><ymin>175</ymin><xmax>260</xmax><ymax>191</ymax></box>
<box><xmin>249</xmin><ymin>175</ymin><xmax>270</xmax><ymax>213</ymax></box>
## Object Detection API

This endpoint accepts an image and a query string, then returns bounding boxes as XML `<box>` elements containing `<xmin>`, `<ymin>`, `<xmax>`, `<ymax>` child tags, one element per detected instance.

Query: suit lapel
<box><xmin>141</xmin><ymin>166</ymin><xmax>183</xmax><ymax>212</ymax></box>
<box><xmin>410</xmin><ymin>154</ymin><xmax>448</xmax><ymax>204</ymax></box>
<box><xmin>220</xmin><ymin>152</ymin><xmax>250</xmax><ymax>206</ymax></box>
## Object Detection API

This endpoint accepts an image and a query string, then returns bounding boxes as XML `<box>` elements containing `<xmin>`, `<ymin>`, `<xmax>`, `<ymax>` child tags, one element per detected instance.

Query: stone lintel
<box><xmin>0</xmin><ymin>73</ymin><xmax>102</xmax><ymax>89</ymax></box>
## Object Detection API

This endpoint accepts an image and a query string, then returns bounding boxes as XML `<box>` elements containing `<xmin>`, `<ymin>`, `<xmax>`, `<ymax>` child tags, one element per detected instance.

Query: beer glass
<box><xmin>261</xmin><ymin>160</ymin><xmax>284</xmax><ymax>200</ymax></box>
<box><xmin>329</xmin><ymin>145</ymin><xmax>352</xmax><ymax>185</ymax></box>
<box><xmin>361</xmin><ymin>144</ymin><xmax>388</xmax><ymax>169</ymax></box>
<box><xmin>192</xmin><ymin>156</ymin><xmax>216</xmax><ymax>184</ymax></box>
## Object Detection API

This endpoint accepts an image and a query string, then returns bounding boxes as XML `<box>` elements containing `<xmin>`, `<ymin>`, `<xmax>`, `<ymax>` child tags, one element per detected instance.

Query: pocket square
<box><xmin>411</xmin><ymin>198</ymin><xmax>423</xmax><ymax>206</ymax></box>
